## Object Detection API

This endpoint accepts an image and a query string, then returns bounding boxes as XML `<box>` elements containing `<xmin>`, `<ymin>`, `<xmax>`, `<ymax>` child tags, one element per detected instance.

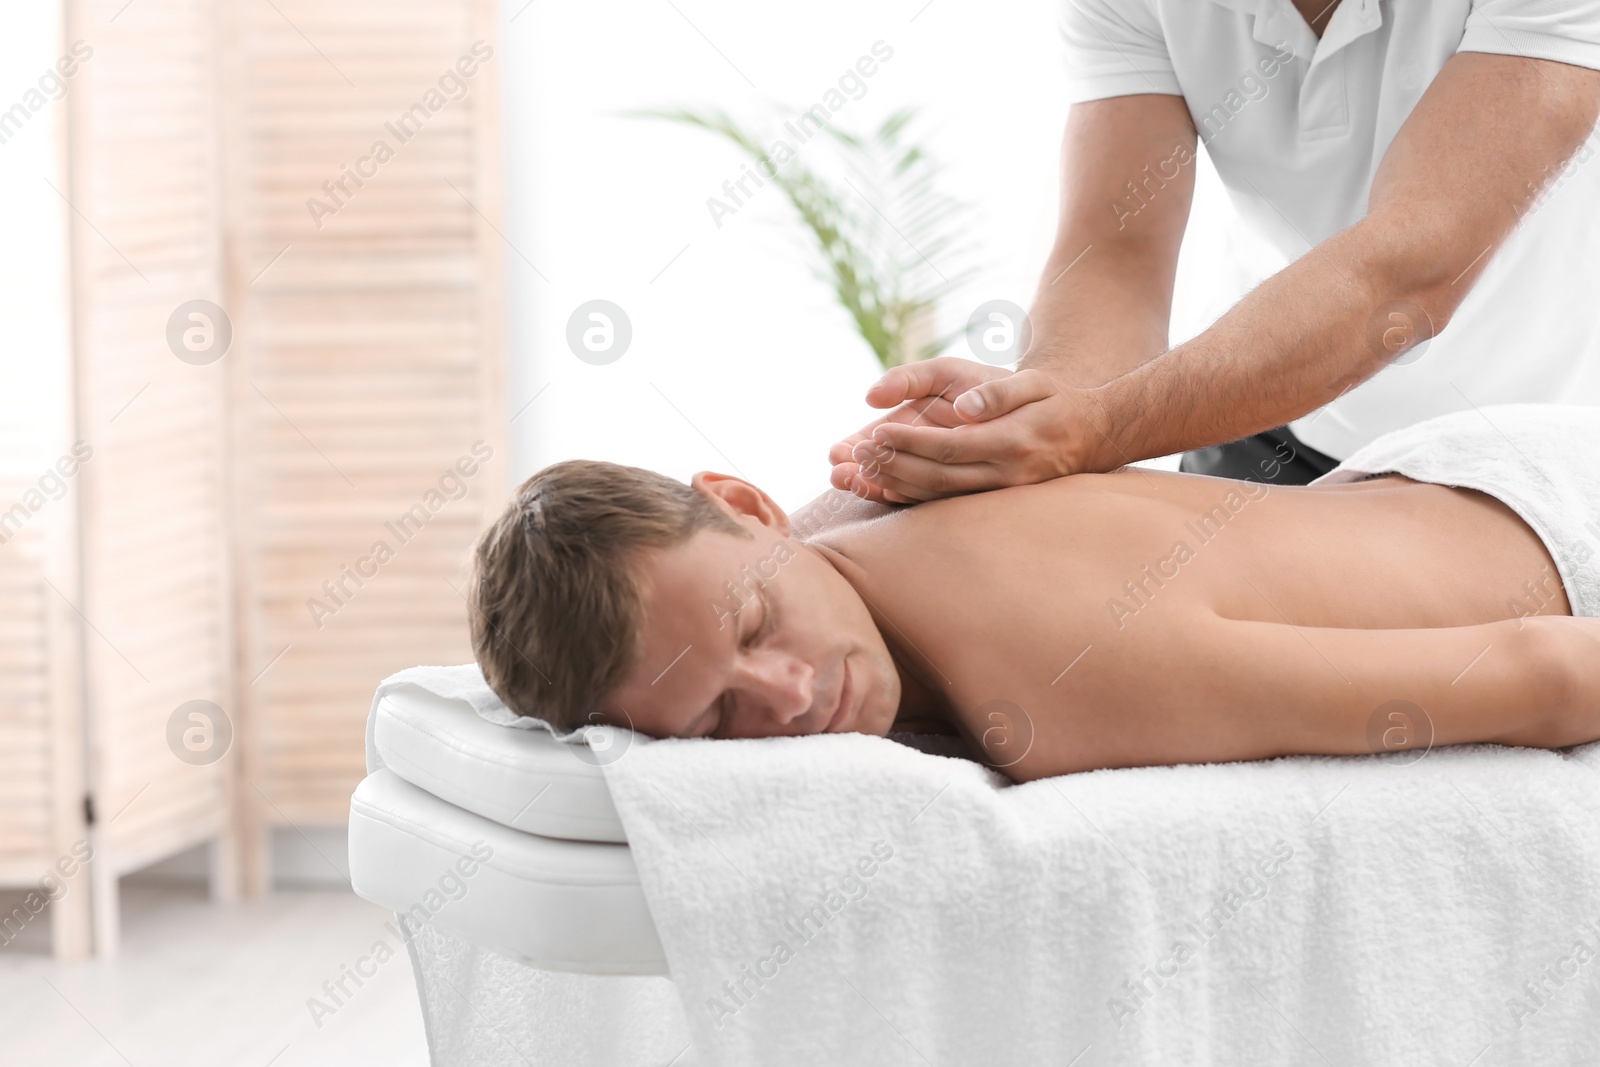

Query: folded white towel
<box><xmin>595</xmin><ymin>403</ymin><xmax>1600</xmax><ymax>1065</ymax></box>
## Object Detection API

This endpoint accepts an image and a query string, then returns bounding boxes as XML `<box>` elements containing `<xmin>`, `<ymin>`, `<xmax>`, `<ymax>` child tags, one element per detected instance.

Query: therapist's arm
<box><xmin>1078</xmin><ymin>50</ymin><xmax>1600</xmax><ymax>470</ymax></box>
<box><xmin>853</xmin><ymin>51</ymin><xmax>1600</xmax><ymax>499</ymax></box>
<box><xmin>827</xmin><ymin>94</ymin><xmax>1196</xmax><ymax>500</ymax></box>
<box><xmin>1021</xmin><ymin>93</ymin><xmax>1197</xmax><ymax>389</ymax></box>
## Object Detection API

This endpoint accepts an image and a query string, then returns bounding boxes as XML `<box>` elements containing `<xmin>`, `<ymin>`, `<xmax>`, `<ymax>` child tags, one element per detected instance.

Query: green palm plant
<box><xmin>638</xmin><ymin>106</ymin><xmax>981</xmax><ymax>369</ymax></box>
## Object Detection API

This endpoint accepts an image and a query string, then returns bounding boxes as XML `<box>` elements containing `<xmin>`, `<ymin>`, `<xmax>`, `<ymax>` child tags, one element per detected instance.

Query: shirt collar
<box><xmin>1203</xmin><ymin>0</ymin><xmax>1384</xmax><ymax>63</ymax></box>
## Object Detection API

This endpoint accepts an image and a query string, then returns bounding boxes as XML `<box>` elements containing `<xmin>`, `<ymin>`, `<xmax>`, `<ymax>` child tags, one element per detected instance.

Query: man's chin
<box><xmin>854</xmin><ymin>685</ymin><xmax>896</xmax><ymax>738</ymax></box>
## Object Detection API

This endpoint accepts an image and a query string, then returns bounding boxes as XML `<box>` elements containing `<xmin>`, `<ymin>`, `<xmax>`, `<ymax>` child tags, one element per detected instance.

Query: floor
<box><xmin>0</xmin><ymin>872</ymin><xmax>430</xmax><ymax>1066</ymax></box>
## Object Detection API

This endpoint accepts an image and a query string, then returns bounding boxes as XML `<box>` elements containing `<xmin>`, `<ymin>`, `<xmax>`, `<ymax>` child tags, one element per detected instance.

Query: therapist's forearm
<box><xmin>1020</xmin><ymin>237</ymin><xmax>1178</xmax><ymax>390</ymax></box>
<box><xmin>1079</xmin><ymin>220</ymin><xmax>1427</xmax><ymax>468</ymax></box>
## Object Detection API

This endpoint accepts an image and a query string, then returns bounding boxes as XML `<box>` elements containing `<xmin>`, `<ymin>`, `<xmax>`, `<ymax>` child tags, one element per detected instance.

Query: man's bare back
<box><xmin>810</xmin><ymin>467</ymin><xmax>1570</xmax><ymax>637</ymax></box>
<box><xmin>784</xmin><ymin>468</ymin><xmax>1586</xmax><ymax>779</ymax></box>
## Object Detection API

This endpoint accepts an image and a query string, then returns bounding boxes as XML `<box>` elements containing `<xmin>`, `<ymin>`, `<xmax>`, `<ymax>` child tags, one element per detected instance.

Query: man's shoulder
<box><xmin>788</xmin><ymin>488</ymin><xmax>898</xmax><ymax>542</ymax></box>
<box><xmin>807</xmin><ymin>473</ymin><xmax>1127</xmax><ymax>550</ymax></box>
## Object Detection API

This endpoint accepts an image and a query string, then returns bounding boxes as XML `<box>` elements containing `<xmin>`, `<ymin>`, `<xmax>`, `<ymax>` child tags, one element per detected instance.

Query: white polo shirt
<box><xmin>1059</xmin><ymin>0</ymin><xmax>1600</xmax><ymax>460</ymax></box>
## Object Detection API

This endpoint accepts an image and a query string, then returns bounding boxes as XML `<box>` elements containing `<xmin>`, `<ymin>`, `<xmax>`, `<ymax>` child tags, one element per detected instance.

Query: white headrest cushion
<box><xmin>373</xmin><ymin>684</ymin><xmax>628</xmax><ymax>843</ymax></box>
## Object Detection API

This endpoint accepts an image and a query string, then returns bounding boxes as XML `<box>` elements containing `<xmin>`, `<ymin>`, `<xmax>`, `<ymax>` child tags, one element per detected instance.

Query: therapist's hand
<box><xmin>827</xmin><ymin>356</ymin><xmax>1114</xmax><ymax>503</ymax></box>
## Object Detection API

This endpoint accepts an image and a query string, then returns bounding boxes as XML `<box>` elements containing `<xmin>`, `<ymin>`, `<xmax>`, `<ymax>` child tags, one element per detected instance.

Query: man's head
<box><xmin>469</xmin><ymin>460</ymin><xmax>902</xmax><ymax>740</ymax></box>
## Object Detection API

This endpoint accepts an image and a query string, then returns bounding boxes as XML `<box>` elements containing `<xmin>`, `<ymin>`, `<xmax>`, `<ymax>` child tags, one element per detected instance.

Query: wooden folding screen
<box><xmin>0</xmin><ymin>347</ymin><xmax>90</xmax><ymax>961</ymax></box>
<box><xmin>1</xmin><ymin>3</ymin><xmax>96</xmax><ymax>965</ymax></box>
<box><xmin>1</xmin><ymin>0</ymin><xmax>505</xmax><ymax>957</ymax></box>
<box><xmin>219</xmin><ymin>0</ymin><xmax>507</xmax><ymax>890</ymax></box>
<box><xmin>63</xmin><ymin>0</ymin><xmax>238</xmax><ymax>953</ymax></box>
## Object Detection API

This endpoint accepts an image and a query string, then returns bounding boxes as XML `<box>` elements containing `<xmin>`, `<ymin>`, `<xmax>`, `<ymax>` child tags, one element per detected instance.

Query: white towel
<box><xmin>596</xmin><ymin>403</ymin><xmax>1600</xmax><ymax>1065</ymax></box>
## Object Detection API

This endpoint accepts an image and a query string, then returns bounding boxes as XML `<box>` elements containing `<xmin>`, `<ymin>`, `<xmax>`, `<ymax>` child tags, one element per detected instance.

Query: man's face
<box><xmin>600</xmin><ymin>473</ymin><xmax>901</xmax><ymax>740</ymax></box>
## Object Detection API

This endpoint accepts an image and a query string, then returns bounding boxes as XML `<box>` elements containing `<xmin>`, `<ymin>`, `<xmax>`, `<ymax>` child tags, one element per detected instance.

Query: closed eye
<box><xmin>744</xmin><ymin>585</ymin><xmax>775</xmax><ymax>648</ymax></box>
<box><xmin>705</xmin><ymin>586</ymin><xmax>776</xmax><ymax>738</ymax></box>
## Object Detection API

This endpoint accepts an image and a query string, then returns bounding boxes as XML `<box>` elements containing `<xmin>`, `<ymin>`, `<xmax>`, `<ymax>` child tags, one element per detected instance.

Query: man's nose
<box><xmin>736</xmin><ymin>650</ymin><xmax>814</xmax><ymax>724</ymax></box>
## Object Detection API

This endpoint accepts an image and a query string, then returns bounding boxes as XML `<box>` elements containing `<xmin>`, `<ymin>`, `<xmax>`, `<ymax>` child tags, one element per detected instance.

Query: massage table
<box><xmin>347</xmin><ymin>679</ymin><xmax>980</xmax><ymax>1063</ymax></box>
<box><xmin>349</xmin><ymin>672</ymin><xmax>1600</xmax><ymax>1065</ymax></box>
<box><xmin>349</xmin><ymin>681</ymin><xmax>703</xmax><ymax>1065</ymax></box>
<box><xmin>349</xmin><ymin>682</ymin><xmax>664</xmax><ymax>975</ymax></box>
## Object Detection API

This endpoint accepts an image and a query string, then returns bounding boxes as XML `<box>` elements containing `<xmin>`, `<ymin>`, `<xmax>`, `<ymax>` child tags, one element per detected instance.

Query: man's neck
<box><xmin>886</xmin><ymin>642</ymin><xmax>955</xmax><ymax>733</ymax></box>
<box><xmin>1291</xmin><ymin>0</ymin><xmax>1339</xmax><ymax>39</ymax></box>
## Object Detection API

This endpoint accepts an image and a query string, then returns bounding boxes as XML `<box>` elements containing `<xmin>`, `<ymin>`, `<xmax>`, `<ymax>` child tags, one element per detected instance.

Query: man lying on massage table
<box><xmin>467</xmin><ymin>412</ymin><xmax>1600</xmax><ymax>784</ymax></box>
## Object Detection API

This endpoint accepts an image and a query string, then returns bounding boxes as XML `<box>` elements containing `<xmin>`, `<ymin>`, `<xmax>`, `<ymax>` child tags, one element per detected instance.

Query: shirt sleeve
<box><xmin>1457</xmin><ymin>0</ymin><xmax>1600</xmax><ymax>71</ymax></box>
<box><xmin>1058</xmin><ymin>0</ymin><xmax>1183</xmax><ymax>104</ymax></box>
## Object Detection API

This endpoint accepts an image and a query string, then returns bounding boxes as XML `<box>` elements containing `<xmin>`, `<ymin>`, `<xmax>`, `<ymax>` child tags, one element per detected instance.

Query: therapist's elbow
<box><xmin>1349</xmin><ymin>213</ymin><xmax>1496</xmax><ymax>353</ymax></box>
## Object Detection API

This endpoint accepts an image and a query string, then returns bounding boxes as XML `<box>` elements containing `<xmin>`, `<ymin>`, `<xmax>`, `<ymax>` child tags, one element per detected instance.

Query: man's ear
<box><xmin>689</xmin><ymin>471</ymin><xmax>792</xmax><ymax>536</ymax></box>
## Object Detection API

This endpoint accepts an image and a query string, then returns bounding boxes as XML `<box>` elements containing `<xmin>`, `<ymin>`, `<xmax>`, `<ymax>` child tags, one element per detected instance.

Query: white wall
<box><xmin>496</xmin><ymin>0</ymin><xmax>1285</xmax><ymax>505</ymax></box>
<box><xmin>0</xmin><ymin>3</ymin><xmax>73</xmax><ymax>481</ymax></box>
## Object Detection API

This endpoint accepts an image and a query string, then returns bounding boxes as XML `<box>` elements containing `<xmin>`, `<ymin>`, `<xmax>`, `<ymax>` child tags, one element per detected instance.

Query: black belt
<box><xmin>1178</xmin><ymin>424</ymin><xmax>1342</xmax><ymax>486</ymax></box>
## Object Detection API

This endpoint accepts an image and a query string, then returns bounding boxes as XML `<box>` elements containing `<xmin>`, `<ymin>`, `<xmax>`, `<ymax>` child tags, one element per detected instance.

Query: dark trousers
<box><xmin>1177</xmin><ymin>424</ymin><xmax>1342</xmax><ymax>486</ymax></box>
